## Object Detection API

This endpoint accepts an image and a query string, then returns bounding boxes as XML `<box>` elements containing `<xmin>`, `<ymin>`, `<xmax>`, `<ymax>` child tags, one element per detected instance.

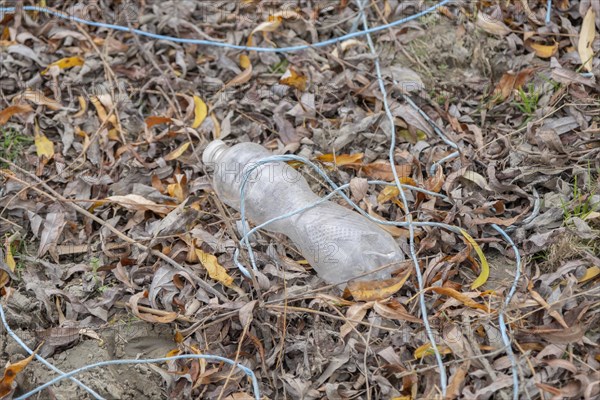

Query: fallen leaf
<box><xmin>526</xmin><ymin>39</ymin><xmax>559</xmax><ymax>58</ymax></box>
<box><xmin>225</xmin><ymin>63</ymin><xmax>253</xmax><ymax>88</ymax></box>
<box><xmin>105</xmin><ymin>194</ymin><xmax>171</xmax><ymax>214</ymax></box>
<box><xmin>372</xmin><ymin>299</ymin><xmax>422</xmax><ymax>323</ymax></box>
<box><xmin>476</xmin><ymin>12</ymin><xmax>510</xmax><ymax>36</ymax></box>
<box><xmin>578</xmin><ymin>8</ymin><xmax>596</xmax><ymax>72</ymax></box>
<box><xmin>0</xmin><ymin>347</ymin><xmax>38</xmax><ymax>398</ymax></box>
<box><xmin>19</xmin><ymin>89</ymin><xmax>62</xmax><ymax>110</ymax></box>
<box><xmin>527</xmin><ymin>281</ymin><xmax>569</xmax><ymax>328</ymax></box>
<box><xmin>128</xmin><ymin>291</ymin><xmax>178</xmax><ymax>323</ymax></box>
<box><xmin>41</xmin><ymin>55</ymin><xmax>84</xmax><ymax>75</ymax></box>
<box><xmin>164</xmin><ymin>142</ymin><xmax>191</xmax><ymax>161</ymax></box>
<box><xmin>192</xmin><ymin>96</ymin><xmax>208</xmax><ymax>129</ymax></box>
<box><xmin>247</xmin><ymin>16</ymin><xmax>283</xmax><ymax>46</ymax></box>
<box><xmin>280</xmin><ymin>67</ymin><xmax>307</xmax><ymax>91</ymax></box>
<box><xmin>316</xmin><ymin>153</ymin><xmax>364</xmax><ymax>166</ymax></box>
<box><xmin>345</xmin><ymin>270</ymin><xmax>411</xmax><ymax>301</ymax></box>
<box><xmin>34</xmin><ymin>132</ymin><xmax>54</xmax><ymax>159</ymax></box>
<box><xmin>414</xmin><ymin>342</ymin><xmax>452</xmax><ymax>359</ymax></box>
<box><xmin>0</xmin><ymin>104</ymin><xmax>33</xmax><ymax>125</ymax></box>
<box><xmin>459</xmin><ymin>229</ymin><xmax>490</xmax><ymax>290</ymax></box>
<box><xmin>4</xmin><ymin>240</ymin><xmax>15</xmax><ymax>272</ymax></box>
<box><xmin>195</xmin><ymin>249</ymin><xmax>234</xmax><ymax>287</ymax></box>
<box><xmin>239</xmin><ymin>54</ymin><xmax>251</xmax><ymax>69</ymax></box>
<box><xmin>360</xmin><ymin>161</ymin><xmax>412</xmax><ymax>181</ymax></box>
<box><xmin>340</xmin><ymin>301</ymin><xmax>373</xmax><ymax>338</ymax></box>
<box><xmin>430</xmin><ymin>287</ymin><xmax>492</xmax><ymax>312</ymax></box>
<box><xmin>578</xmin><ymin>266</ymin><xmax>600</xmax><ymax>283</ymax></box>
<box><xmin>145</xmin><ymin>116</ymin><xmax>173</xmax><ymax>128</ymax></box>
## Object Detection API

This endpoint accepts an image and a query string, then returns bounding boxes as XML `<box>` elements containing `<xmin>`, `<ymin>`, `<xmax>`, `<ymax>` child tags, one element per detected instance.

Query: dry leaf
<box><xmin>34</xmin><ymin>132</ymin><xmax>54</xmax><ymax>159</ymax></box>
<box><xmin>41</xmin><ymin>55</ymin><xmax>84</xmax><ymax>75</ymax></box>
<box><xmin>225</xmin><ymin>63</ymin><xmax>253</xmax><ymax>88</ymax></box>
<box><xmin>0</xmin><ymin>104</ymin><xmax>33</xmax><ymax>125</ymax></box>
<box><xmin>316</xmin><ymin>153</ymin><xmax>364</xmax><ymax>166</ymax></box>
<box><xmin>360</xmin><ymin>161</ymin><xmax>411</xmax><ymax>181</ymax></box>
<box><xmin>195</xmin><ymin>249</ymin><xmax>234</xmax><ymax>287</ymax></box>
<box><xmin>4</xmin><ymin>240</ymin><xmax>15</xmax><ymax>272</ymax></box>
<box><xmin>340</xmin><ymin>301</ymin><xmax>372</xmax><ymax>338</ymax></box>
<box><xmin>578</xmin><ymin>8</ymin><xmax>596</xmax><ymax>72</ymax></box>
<box><xmin>414</xmin><ymin>342</ymin><xmax>452</xmax><ymax>359</ymax></box>
<box><xmin>280</xmin><ymin>67</ymin><xmax>307</xmax><ymax>91</ymax></box>
<box><xmin>247</xmin><ymin>16</ymin><xmax>283</xmax><ymax>46</ymax></box>
<box><xmin>192</xmin><ymin>96</ymin><xmax>208</xmax><ymax>129</ymax></box>
<box><xmin>164</xmin><ymin>142</ymin><xmax>191</xmax><ymax>161</ymax></box>
<box><xmin>145</xmin><ymin>116</ymin><xmax>173</xmax><ymax>128</ymax></box>
<box><xmin>430</xmin><ymin>287</ymin><xmax>492</xmax><ymax>312</ymax></box>
<box><xmin>476</xmin><ymin>13</ymin><xmax>511</xmax><ymax>36</ymax></box>
<box><xmin>372</xmin><ymin>299</ymin><xmax>422</xmax><ymax>323</ymax></box>
<box><xmin>105</xmin><ymin>194</ymin><xmax>171</xmax><ymax>214</ymax></box>
<box><xmin>0</xmin><ymin>347</ymin><xmax>39</xmax><ymax>398</ymax></box>
<box><xmin>20</xmin><ymin>89</ymin><xmax>62</xmax><ymax>110</ymax></box>
<box><xmin>526</xmin><ymin>39</ymin><xmax>559</xmax><ymax>58</ymax></box>
<box><xmin>578</xmin><ymin>266</ymin><xmax>600</xmax><ymax>283</ymax></box>
<box><xmin>345</xmin><ymin>271</ymin><xmax>411</xmax><ymax>301</ymax></box>
<box><xmin>128</xmin><ymin>291</ymin><xmax>178</xmax><ymax>323</ymax></box>
<box><xmin>459</xmin><ymin>229</ymin><xmax>490</xmax><ymax>290</ymax></box>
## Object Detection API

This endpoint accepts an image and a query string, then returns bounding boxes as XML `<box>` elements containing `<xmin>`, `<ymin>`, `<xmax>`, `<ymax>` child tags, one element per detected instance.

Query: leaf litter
<box><xmin>0</xmin><ymin>1</ymin><xmax>599</xmax><ymax>399</ymax></box>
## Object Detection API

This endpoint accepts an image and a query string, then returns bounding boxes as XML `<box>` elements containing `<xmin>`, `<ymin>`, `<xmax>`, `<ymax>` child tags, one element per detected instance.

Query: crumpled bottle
<box><xmin>203</xmin><ymin>140</ymin><xmax>404</xmax><ymax>284</ymax></box>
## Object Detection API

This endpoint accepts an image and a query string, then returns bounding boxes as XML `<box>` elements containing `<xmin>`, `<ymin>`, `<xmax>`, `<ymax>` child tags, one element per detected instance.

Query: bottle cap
<box><xmin>202</xmin><ymin>140</ymin><xmax>228</xmax><ymax>165</ymax></box>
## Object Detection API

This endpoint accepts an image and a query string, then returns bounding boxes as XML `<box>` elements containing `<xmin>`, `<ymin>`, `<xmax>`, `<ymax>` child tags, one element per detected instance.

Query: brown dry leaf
<box><xmin>145</xmin><ymin>116</ymin><xmax>173</xmax><ymax>128</ymax></box>
<box><xmin>128</xmin><ymin>291</ymin><xmax>178</xmax><ymax>323</ymax></box>
<box><xmin>360</xmin><ymin>161</ymin><xmax>411</xmax><ymax>181</ymax></box>
<box><xmin>225</xmin><ymin>62</ymin><xmax>253</xmax><ymax>88</ymax></box>
<box><xmin>195</xmin><ymin>249</ymin><xmax>234</xmax><ymax>288</ymax></box>
<box><xmin>527</xmin><ymin>281</ymin><xmax>569</xmax><ymax>328</ymax></box>
<box><xmin>372</xmin><ymin>299</ymin><xmax>422</xmax><ymax>324</ymax></box>
<box><xmin>192</xmin><ymin>96</ymin><xmax>208</xmax><ymax>129</ymax></box>
<box><xmin>41</xmin><ymin>55</ymin><xmax>84</xmax><ymax>75</ymax></box>
<box><xmin>20</xmin><ymin>89</ymin><xmax>62</xmax><ymax>111</ymax></box>
<box><xmin>476</xmin><ymin>12</ymin><xmax>511</xmax><ymax>36</ymax></box>
<box><xmin>430</xmin><ymin>287</ymin><xmax>492</xmax><ymax>312</ymax></box>
<box><xmin>340</xmin><ymin>301</ymin><xmax>373</xmax><ymax>338</ymax></box>
<box><xmin>280</xmin><ymin>67</ymin><xmax>307</xmax><ymax>91</ymax></box>
<box><xmin>526</xmin><ymin>39</ymin><xmax>559</xmax><ymax>58</ymax></box>
<box><xmin>316</xmin><ymin>153</ymin><xmax>364</xmax><ymax>166</ymax></box>
<box><xmin>167</xmin><ymin>174</ymin><xmax>188</xmax><ymax>203</ymax></box>
<box><xmin>0</xmin><ymin>349</ymin><xmax>38</xmax><ymax>398</ymax></box>
<box><xmin>105</xmin><ymin>194</ymin><xmax>171</xmax><ymax>214</ymax></box>
<box><xmin>493</xmin><ymin>68</ymin><xmax>535</xmax><ymax>101</ymax></box>
<box><xmin>0</xmin><ymin>104</ymin><xmax>33</xmax><ymax>125</ymax></box>
<box><xmin>345</xmin><ymin>270</ymin><xmax>411</xmax><ymax>301</ymax></box>
<box><xmin>446</xmin><ymin>361</ymin><xmax>470</xmax><ymax>399</ymax></box>
<box><xmin>368</xmin><ymin>207</ymin><xmax>405</xmax><ymax>237</ymax></box>
<box><xmin>578</xmin><ymin>8</ymin><xmax>596</xmax><ymax>72</ymax></box>
<box><xmin>247</xmin><ymin>16</ymin><xmax>283</xmax><ymax>46</ymax></box>
<box><xmin>164</xmin><ymin>142</ymin><xmax>191</xmax><ymax>161</ymax></box>
<box><xmin>376</xmin><ymin>179</ymin><xmax>418</xmax><ymax>204</ymax></box>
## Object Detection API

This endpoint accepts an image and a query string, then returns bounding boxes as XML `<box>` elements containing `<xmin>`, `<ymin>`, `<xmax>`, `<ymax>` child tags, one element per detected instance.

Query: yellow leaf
<box><xmin>345</xmin><ymin>270</ymin><xmax>411</xmax><ymax>301</ymax></box>
<box><xmin>578</xmin><ymin>8</ymin><xmax>596</xmax><ymax>72</ymax></box>
<box><xmin>280</xmin><ymin>67</ymin><xmax>307</xmax><ymax>91</ymax></box>
<box><xmin>316</xmin><ymin>153</ymin><xmax>363</xmax><ymax>166</ymax></box>
<box><xmin>4</xmin><ymin>242</ymin><xmax>15</xmax><ymax>272</ymax></box>
<box><xmin>526</xmin><ymin>40</ymin><xmax>559</xmax><ymax>58</ymax></box>
<box><xmin>34</xmin><ymin>133</ymin><xmax>54</xmax><ymax>158</ymax></box>
<box><xmin>376</xmin><ymin>180</ymin><xmax>418</xmax><ymax>204</ymax></box>
<box><xmin>239</xmin><ymin>54</ymin><xmax>251</xmax><ymax>69</ymax></box>
<box><xmin>192</xmin><ymin>96</ymin><xmax>208</xmax><ymax>129</ymax></box>
<box><xmin>41</xmin><ymin>56</ymin><xmax>84</xmax><ymax>75</ymax></box>
<box><xmin>459</xmin><ymin>229</ymin><xmax>490</xmax><ymax>290</ymax></box>
<box><xmin>195</xmin><ymin>249</ymin><xmax>234</xmax><ymax>287</ymax></box>
<box><xmin>164</xmin><ymin>142</ymin><xmax>191</xmax><ymax>161</ymax></box>
<box><xmin>0</xmin><ymin>347</ymin><xmax>38</xmax><ymax>398</ymax></box>
<box><xmin>578</xmin><ymin>266</ymin><xmax>600</xmax><ymax>283</ymax></box>
<box><xmin>414</xmin><ymin>342</ymin><xmax>452</xmax><ymax>359</ymax></box>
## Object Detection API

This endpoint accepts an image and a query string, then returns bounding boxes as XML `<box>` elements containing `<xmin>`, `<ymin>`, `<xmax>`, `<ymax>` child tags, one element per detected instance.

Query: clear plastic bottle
<box><xmin>203</xmin><ymin>140</ymin><xmax>404</xmax><ymax>284</ymax></box>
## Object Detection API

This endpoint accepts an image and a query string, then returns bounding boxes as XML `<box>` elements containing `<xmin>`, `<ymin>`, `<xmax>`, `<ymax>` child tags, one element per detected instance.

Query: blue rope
<box><xmin>0</xmin><ymin>2</ymin><xmax>452</xmax><ymax>53</ymax></box>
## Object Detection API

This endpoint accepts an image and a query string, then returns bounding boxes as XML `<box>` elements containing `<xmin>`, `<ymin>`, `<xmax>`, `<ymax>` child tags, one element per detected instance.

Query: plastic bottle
<box><xmin>203</xmin><ymin>140</ymin><xmax>404</xmax><ymax>284</ymax></box>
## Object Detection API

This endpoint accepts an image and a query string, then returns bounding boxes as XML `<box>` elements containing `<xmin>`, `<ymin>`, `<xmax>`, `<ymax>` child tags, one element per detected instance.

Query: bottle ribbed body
<box><xmin>205</xmin><ymin>141</ymin><xmax>404</xmax><ymax>284</ymax></box>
